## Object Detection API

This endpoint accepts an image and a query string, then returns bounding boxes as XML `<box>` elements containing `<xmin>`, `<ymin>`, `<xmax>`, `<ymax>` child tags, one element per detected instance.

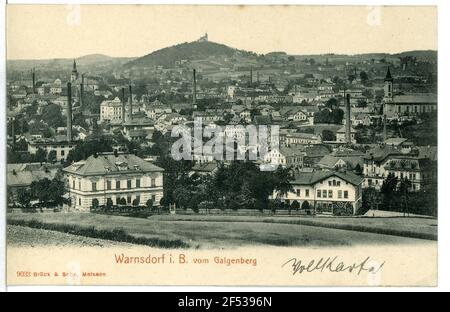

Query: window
<box><xmin>328</xmin><ymin>190</ymin><xmax>333</xmax><ymax>198</ymax></box>
<box><xmin>72</xmin><ymin>180</ymin><xmax>75</xmax><ymax>189</ymax></box>
<box><xmin>135</xmin><ymin>195</ymin><xmax>140</xmax><ymax>204</ymax></box>
<box><xmin>151</xmin><ymin>178</ymin><xmax>156</xmax><ymax>187</ymax></box>
<box><xmin>305</xmin><ymin>189</ymin><xmax>309</xmax><ymax>197</ymax></box>
<box><xmin>323</xmin><ymin>190</ymin><xmax>327</xmax><ymax>198</ymax></box>
<box><xmin>337</xmin><ymin>181</ymin><xmax>341</xmax><ymax>186</ymax></box>
<box><xmin>127</xmin><ymin>196</ymin><xmax>132</xmax><ymax>204</ymax></box>
<box><xmin>116</xmin><ymin>180</ymin><xmax>121</xmax><ymax>189</ymax></box>
<box><xmin>296</xmin><ymin>189</ymin><xmax>300</xmax><ymax>197</ymax></box>
<box><xmin>344</xmin><ymin>191</ymin><xmax>349</xmax><ymax>199</ymax></box>
<box><xmin>127</xmin><ymin>179</ymin><xmax>132</xmax><ymax>189</ymax></box>
<box><xmin>317</xmin><ymin>190</ymin><xmax>321</xmax><ymax>198</ymax></box>
<box><xmin>116</xmin><ymin>196</ymin><xmax>120</xmax><ymax>205</ymax></box>
<box><xmin>328</xmin><ymin>181</ymin><xmax>332</xmax><ymax>186</ymax></box>
<box><xmin>151</xmin><ymin>195</ymin><xmax>156</xmax><ymax>202</ymax></box>
<box><xmin>92</xmin><ymin>182</ymin><xmax>97</xmax><ymax>191</ymax></box>
<box><xmin>333</xmin><ymin>180</ymin><xmax>337</xmax><ymax>186</ymax></box>
<box><xmin>136</xmin><ymin>178</ymin><xmax>141</xmax><ymax>188</ymax></box>
<box><xmin>61</xmin><ymin>150</ymin><xmax>65</xmax><ymax>156</ymax></box>
<box><xmin>107</xmin><ymin>180</ymin><xmax>111</xmax><ymax>190</ymax></box>
<box><xmin>338</xmin><ymin>190</ymin><xmax>342</xmax><ymax>199</ymax></box>
<box><xmin>78</xmin><ymin>180</ymin><xmax>81</xmax><ymax>190</ymax></box>
<box><xmin>78</xmin><ymin>198</ymin><xmax>81</xmax><ymax>205</ymax></box>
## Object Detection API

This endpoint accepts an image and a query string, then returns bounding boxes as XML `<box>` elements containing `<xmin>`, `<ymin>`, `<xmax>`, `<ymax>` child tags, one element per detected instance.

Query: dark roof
<box><xmin>63</xmin><ymin>153</ymin><xmax>163</xmax><ymax>176</ymax></box>
<box><xmin>293</xmin><ymin>170</ymin><xmax>362</xmax><ymax>186</ymax></box>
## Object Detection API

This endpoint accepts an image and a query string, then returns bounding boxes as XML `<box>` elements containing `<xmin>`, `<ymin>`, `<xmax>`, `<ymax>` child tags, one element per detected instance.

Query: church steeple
<box><xmin>383</xmin><ymin>67</ymin><xmax>393</xmax><ymax>102</ymax></box>
<box><xmin>384</xmin><ymin>66</ymin><xmax>393</xmax><ymax>81</ymax></box>
<box><xmin>71</xmin><ymin>59</ymin><xmax>78</xmax><ymax>82</ymax></box>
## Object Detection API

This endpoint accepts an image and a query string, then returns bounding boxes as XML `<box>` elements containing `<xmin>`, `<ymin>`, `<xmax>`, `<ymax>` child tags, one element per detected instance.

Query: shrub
<box><xmin>301</xmin><ymin>201</ymin><xmax>310</xmax><ymax>210</ymax></box>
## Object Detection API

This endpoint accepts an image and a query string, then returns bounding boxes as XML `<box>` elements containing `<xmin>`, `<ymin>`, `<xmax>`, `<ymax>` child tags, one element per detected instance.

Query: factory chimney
<box><xmin>67</xmin><ymin>82</ymin><xmax>72</xmax><ymax>142</ymax></box>
<box><xmin>128</xmin><ymin>85</ymin><xmax>133</xmax><ymax>121</ymax></box>
<box><xmin>192</xmin><ymin>69</ymin><xmax>197</xmax><ymax>108</ymax></box>
<box><xmin>121</xmin><ymin>87</ymin><xmax>126</xmax><ymax>123</ymax></box>
<box><xmin>383</xmin><ymin>104</ymin><xmax>387</xmax><ymax>142</ymax></box>
<box><xmin>80</xmin><ymin>74</ymin><xmax>84</xmax><ymax>107</ymax></box>
<box><xmin>345</xmin><ymin>93</ymin><xmax>351</xmax><ymax>144</ymax></box>
<box><xmin>250</xmin><ymin>68</ymin><xmax>253</xmax><ymax>85</ymax></box>
<box><xmin>32</xmin><ymin>68</ymin><xmax>35</xmax><ymax>94</ymax></box>
<box><xmin>11</xmin><ymin>118</ymin><xmax>16</xmax><ymax>149</ymax></box>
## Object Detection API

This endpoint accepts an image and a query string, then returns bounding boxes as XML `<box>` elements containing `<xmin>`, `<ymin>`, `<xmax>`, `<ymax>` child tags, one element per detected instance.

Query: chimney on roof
<box><xmin>67</xmin><ymin>82</ymin><xmax>72</xmax><ymax>142</ymax></box>
<box><xmin>121</xmin><ymin>87</ymin><xmax>126</xmax><ymax>123</ymax></box>
<box><xmin>192</xmin><ymin>69</ymin><xmax>197</xmax><ymax>109</ymax></box>
<box><xmin>345</xmin><ymin>93</ymin><xmax>351</xmax><ymax>144</ymax></box>
<box><xmin>32</xmin><ymin>68</ymin><xmax>35</xmax><ymax>94</ymax></box>
<box><xmin>128</xmin><ymin>85</ymin><xmax>133</xmax><ymax>121</ymax></box>
<box><xmin>250</xmin><ymin>67</ymin><xmax>253</xmax><ymax>85</ymax></box>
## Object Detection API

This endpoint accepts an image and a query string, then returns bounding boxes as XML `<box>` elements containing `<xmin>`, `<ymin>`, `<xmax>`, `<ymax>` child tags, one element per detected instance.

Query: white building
<box><xmin>63</xmin><ymin>153</ymin><xmax>164</xmax><ymax>211</ymax></box>
<box><xmin>100</xmin><ymin>97</ymin><xmax>124</xmax><ymax>124</ymax></box>
<box><xmin>276</xmin><ymin>170</ymin><xmax>363</xmax><ymax>215</ymax></box>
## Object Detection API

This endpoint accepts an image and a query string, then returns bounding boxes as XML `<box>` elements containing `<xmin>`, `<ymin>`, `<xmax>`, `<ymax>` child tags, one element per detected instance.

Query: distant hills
<box><xmin>124</xmin><ymin>41</ymin><xmax>254</xmax><ymax>68</ymax></box>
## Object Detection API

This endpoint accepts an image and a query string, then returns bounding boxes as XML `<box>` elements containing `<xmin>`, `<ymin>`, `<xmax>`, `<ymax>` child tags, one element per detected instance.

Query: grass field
<box><xmin>7</xmin><ymin>213</ymin><xmax>434</xmax><ymax>249</ymax></box>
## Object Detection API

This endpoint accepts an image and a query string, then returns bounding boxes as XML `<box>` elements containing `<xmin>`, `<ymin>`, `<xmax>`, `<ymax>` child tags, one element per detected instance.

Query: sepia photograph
<box><xmin>2</xmin><ymin>3</ymin><xmax>441</xmax><ymax>288</ymax></box>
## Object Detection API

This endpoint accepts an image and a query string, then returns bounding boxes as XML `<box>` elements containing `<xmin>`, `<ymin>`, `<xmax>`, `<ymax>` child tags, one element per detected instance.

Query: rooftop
<box><xmin>63</xmin><ymin>153</ymin><xmax>163</xmax><ymax>176</ymax></box>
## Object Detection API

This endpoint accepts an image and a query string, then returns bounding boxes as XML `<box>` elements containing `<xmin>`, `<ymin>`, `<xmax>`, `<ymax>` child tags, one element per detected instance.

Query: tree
<box><xmin>360</xmin><ymin>71</ymin><xmax>369</xmax><ymax>82</ymax></box>
<box><xmin>146</xmin><ymin>199</ymin><xmax>154</xmax><ymax>210</ymax></box>
<box><xmin>380</xmin><ymin>173</ymin><xmax>398</xmax><ymax>211</ymax></box>
<box><xmin>119</xmin><ymin>198</ymin><xmax>127</xmax><ymax>206</ymax></box>
<box><xmin>106</xmin><ymin>198</ymin><xmax>113</xmax><ymax>211</ymax></box>
<box><xmin>35</xmin><ymin>148</ymin><xmax>47</xmax><ymax>164</ymax></box>
<box><xmin>132</xmin><ymin>198</ymin><xmax>140</xmax><ymax>207</ymax></box>
<box><xmin>322</xmin><ymin>129</ymin><xmax>336</xmax><ymax>141</ymax></box>
<box><xmin>301</xmin><ymin>200</ymin><xmax>310</xmax><ymax>210</ymax></box>
<box><xmin>291</xmin><ymin>200</ymin><xmax>300</xmax><ymax>211</ymax></box>
<box><xmin>92</xmin><ymin>198</ymin><xmax>99</xmax><ymax>210</ymax></box>
<box><xmin>398</xmin><ymin>178</ymin><xmax>412</xmax><ymax>216</ymax></box>
<box><xmin>17</xmin><ymin>189</ymin><xmax>32</xmax><ymax>208</ymax></box>
<box><xmin>47</xmin><ymin>150</ymin><xmax>57</xmax><ymax>163</ymax></box>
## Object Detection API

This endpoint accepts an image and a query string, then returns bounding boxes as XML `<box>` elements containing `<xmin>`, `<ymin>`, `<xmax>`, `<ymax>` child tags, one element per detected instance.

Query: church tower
<box><xmin>71</xmin><ymin>59</ymin><xmax>78</xmax><ymax>82</ymax></box>
<box><xmin>383</xmin><ymin>67</ymin><xmax>393</xmax><ymax>102</ymax></box>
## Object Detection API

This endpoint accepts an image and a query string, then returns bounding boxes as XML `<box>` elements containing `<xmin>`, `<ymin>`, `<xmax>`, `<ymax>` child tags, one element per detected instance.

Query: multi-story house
<box><xmin>28</xmin><ymin>140</ymin><xmax>76</xmax><ymax>161</ymax></box>
<box><xmin>285</xmin><ymin>132</ymin><xmax>322</xmax><ymax>145</ymax></box>
<box><xmin>263</xmin><ymin>146</ymin><xmax>305</xmax><ymax>169</ymax></box>
<box><xmin>363</xmin><ymin>146</ymin><xmax>433</xmax><ymax>191</ymax></box>
<box><xmin>276</xmin><ymin>170</ymin><xmax>363</xmax><ymax>215</ymax></box>
<box><xmin>63</xmin><ymin>153</ymin><xmax>164</xmax><ymax>211</ymax></box>
<box><xmin>100</xmin><ymin>97</ymin><xmax>124</xmax><ymax>124</ymax></box>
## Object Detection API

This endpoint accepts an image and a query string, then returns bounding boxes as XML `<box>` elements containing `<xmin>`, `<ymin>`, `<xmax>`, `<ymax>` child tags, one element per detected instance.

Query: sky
<box><xmin>6</xmin><ymin>5</ymin><xmax>437</xmax><ymax>60</ymax></box>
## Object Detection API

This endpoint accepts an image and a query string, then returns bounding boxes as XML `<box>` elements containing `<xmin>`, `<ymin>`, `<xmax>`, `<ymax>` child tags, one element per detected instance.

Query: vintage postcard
<box><xmin>4</xmin><ymin>4</ymin><xmax>437</xmax><ymax>287</ymax></box>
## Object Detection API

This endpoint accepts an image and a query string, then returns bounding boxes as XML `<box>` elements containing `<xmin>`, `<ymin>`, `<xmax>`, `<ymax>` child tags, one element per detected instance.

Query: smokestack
<box><xmin>128</xmin><ymin>85</ymin><xmax>133</xmax><ymax>120</ymax></box>
<box><xmin>11</xmin><ymin>118</ymin><xmax>15</xmax><ymax>149</ymax></box>
<box><xmin>121</xmin><ymin>87</ymin><xmax>126</xmax><ymax>123</ymax></box>
<box><xmin>345</xmin><ymin>93</ymin><xmax>351</xmax><ymax>144</ymax></box>
<box><xmin>192</xmin><ymin>69</ymin><xmax>197</xmax><ymax>108</ymax></box>
<box><xmin>383</xmin><ymin>103</ymin><xmax>387</xmax><ymax>142</ymax></box>
<box><xmin>80</xmin><ymin>74</ymin><xmax>84</xmax><ymax>107</ymax></box>
<box><xmin>32</xmin><ymin>68</ymin><xmax>35</xmax><ymax>94</ymax></box>
<box><xmin>250</xmin><ymin>68</ymin><xmax>253</xmax><ymax>85</ymax></box>
<box><xmin>67</xmin><ymin>82</ymin><xmax>72</xmax><ymax>142</ymax></box>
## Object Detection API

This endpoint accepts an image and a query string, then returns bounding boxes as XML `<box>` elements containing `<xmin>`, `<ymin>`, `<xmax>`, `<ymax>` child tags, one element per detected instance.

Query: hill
<box><xmin>125</xmin><ymin>41</ymin><xmax>254</xmax><ymax>68</ymax></box>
